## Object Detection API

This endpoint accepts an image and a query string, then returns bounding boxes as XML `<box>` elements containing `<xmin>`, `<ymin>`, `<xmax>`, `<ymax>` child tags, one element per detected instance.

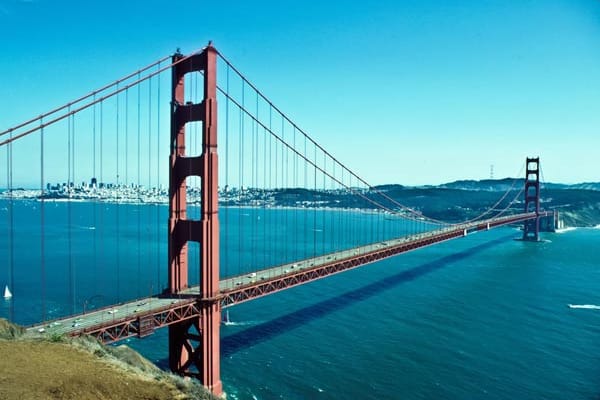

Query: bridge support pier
<box><xmin>523</xmin><ymin>157</ymin><xmax>540</xmax><ymax>241</ymax></box>
<box><xmin>167</xmin><ymin>43</ymin><xmax>222</xmax><ymax>396</ymax></box>
<box><xmin>168</xmin><ymin>302</ymin><xmax>222</xmax><ymax>395</ymax></box>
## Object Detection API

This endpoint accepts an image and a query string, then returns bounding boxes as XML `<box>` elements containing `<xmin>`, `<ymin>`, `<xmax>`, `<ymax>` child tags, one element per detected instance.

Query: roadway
<box><xmin>25</xmin><ymin>212</ymin><xmax>549</xmax><ymax>342</ymax></box>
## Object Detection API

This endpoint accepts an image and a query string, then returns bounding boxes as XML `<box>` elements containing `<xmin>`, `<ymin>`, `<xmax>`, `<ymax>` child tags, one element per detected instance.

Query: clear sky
<box><xmin>1</xmin><ymin>0</ymin><xmax>599</xmax><ymax>186</ymax></box>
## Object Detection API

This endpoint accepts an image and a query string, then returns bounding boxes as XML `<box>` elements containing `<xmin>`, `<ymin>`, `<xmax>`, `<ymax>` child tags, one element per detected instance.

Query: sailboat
<box><xmin>3</xmin><ymin>285</ymin><xmax>12</xmax><ymax>299</ymax></box>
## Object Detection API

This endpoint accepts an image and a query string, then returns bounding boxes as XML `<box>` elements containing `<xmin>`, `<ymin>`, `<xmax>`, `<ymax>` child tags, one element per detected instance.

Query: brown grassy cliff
<box><xmin>0</xmin><ymin>319</ymin><xmax>217</xmax><ymax>400</ymax></box>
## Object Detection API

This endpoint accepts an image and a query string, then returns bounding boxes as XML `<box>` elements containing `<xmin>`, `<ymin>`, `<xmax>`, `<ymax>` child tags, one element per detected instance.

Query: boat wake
<box><xmin>568</xmin><ymin>304</ymin><xmax>600</xmax><ymax>310</ymax></box>
<box><xmin>556</xmin><ymin>227</ymin><xmax>576</xmax><ymax>234</ymax></box>
<box><xmin>74</xmin><ymin>225</ymin><xmax>96</xmax><ymax>231</ymax></box>
<box><xmin>222</xmin><ymin>310</ymin><xmax>259</xmax><ymax>326</ymax></box>
<box><xmin>223</xmin><ymin>320</ymin><xmax>257</xmax><ymax>327</ymax></box>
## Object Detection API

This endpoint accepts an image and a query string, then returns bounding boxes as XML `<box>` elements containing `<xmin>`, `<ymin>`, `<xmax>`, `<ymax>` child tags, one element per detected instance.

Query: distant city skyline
<box><xmin>1</xmin><ymin>1</ymin><xmax>599</xmax><ymax>186</ymax></box>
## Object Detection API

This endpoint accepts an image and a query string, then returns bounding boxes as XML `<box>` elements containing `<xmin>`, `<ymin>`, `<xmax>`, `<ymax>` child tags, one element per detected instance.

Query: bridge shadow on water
<box><xmin>220</xmin><ymin>233</ymin><xmax>514</xmax><ymax>357</ymax></box>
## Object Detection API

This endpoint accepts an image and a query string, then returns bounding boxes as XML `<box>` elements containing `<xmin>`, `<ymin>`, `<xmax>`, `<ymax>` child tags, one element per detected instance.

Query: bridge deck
<box><xmin>26</xmin><ymin>212</ymin><xmax>550</xmax><ymax>343</ymax></box>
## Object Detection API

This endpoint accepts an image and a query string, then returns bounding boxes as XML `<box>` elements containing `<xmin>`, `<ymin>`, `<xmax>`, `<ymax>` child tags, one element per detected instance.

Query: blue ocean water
<box><xmin>1</xmin><ymin>200</ymin><xmax>600</xmax><ymax>399</ymax></box>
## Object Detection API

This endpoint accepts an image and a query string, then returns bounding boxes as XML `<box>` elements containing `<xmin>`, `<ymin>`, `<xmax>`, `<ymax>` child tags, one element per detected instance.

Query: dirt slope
<box><xmin>0</xmin><ymin>319</ymin><xmax>216</xmax><ymax>400</ymax></box>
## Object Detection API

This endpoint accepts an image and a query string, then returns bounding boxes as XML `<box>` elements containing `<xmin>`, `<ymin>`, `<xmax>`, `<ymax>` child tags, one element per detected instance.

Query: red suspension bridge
<box><xmin>0</xmin><ymin>43</ymin><xmax>554</xmax><ymax>396</ymax></box>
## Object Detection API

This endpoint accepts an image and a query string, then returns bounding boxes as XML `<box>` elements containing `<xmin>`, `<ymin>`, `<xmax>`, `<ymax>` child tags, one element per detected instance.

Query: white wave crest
<box><xmin>568</xmin><ymin>304</ymin><xmax>600</xmax><ymax>310</ymax></box>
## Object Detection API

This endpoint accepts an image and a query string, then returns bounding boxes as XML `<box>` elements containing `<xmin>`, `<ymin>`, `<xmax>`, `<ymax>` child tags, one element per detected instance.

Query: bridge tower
<box><xmin>523</xmin><ymin>157</ymin><xmax>540</xmax><ymax>241</ymax></box>
<box><xmin>167</xmin><ymin>44</ymin><xmax>222</xmax><ymax>395</ymax></box>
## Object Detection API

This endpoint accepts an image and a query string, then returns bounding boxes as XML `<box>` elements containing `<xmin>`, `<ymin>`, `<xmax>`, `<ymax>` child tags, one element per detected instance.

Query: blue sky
<box><xmin>1</xmin><ymin>0</ymin><xmax>599</xmax><ymax>186</ymax></box>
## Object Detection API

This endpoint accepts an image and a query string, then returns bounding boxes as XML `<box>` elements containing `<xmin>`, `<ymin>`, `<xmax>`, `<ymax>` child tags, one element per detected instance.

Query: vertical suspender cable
<box><xmin>304</xmin><ymin>132</ymin><xmax>307</xmax><ymax>260</ymax></box>
<box><xmin>125</xmin><ymin>88</ymin><xmax>129</xmax><ymax>190</ymax></box>
<box><xmin>374</xmin><ymin>191</ymin><xmax>378</xmax><ymax>243</ymax></box>
<box><xmin>334</xmin><ymin>162</ymin><xmax>338</xmax><ymax>251</ymax></box>
<box><xmin>237</xmin><ymin>103</ymin><xmax>242</xmax><ymax>275</ymax></box>
<box><xmin>269</xmin><ymin>105</ymin><xmax>273</xmax><ymax>269</ymax></box>
<box><xmin>273</xmin><ymin>105</ymin><xmax>278</xmax><ymax>264</ymax></box>
<box><xmin>254</xmin><ymin>91</ymin><xmax>259</xmax><ymax>271</ymax></box>
<box><xmin>40</xmin><ymin>119</ymin><xmax>46</xmax><ymax>321</ymax></box>
<box><xmin>322</xmin><ymin>151</ymin><xmax>326</xmax><ymax>255</ymax></box>
<box><xmin>342</xmin><ymin>167</ymin><xmax>346</xmax><ymax>248</ymax></box>
<box><xmin>347</xmin><ymin>167</ymin><xmax>351</xmax><ymax>249</ymax></box>
<box><xmin>351</xmin><ymin>174</ymin><xmax>356</xmax><ymax>248</ymax></box>
<box><xmin>381</xmin><ymin>194</ymin><xmax>386</xmax><ymax>242</ymax></box>
<box><xmin>376</xmin><ymin>190</ymin><xmax>380</xmax><ymax>243</ymax></box>
<box><xmin>262</xmin><ymin>124</ymin><xmax>267</xmax><ymax>269</ymax></box>
<box><xmin>99</xmin><ymin>101</ymin><xmax>104</xmax><ymax>294</ymax></box>
<box><xmin>330</xmin><ymin>160</ymin><xmax>334</xmax><ymax>253</ymax></box>
<box><xmin>72</xmin><ymin>114</ymin><xmax>76</xmax><ymax>311</ymax></box>
<box><xmin>68</xmin><ymin>110</ymin><xmax>74</xmax><ymax>314</ymax></box>
<box><xmin>116</xmin><ymin>84</ymin><xmax>121</xmax><ymax>302</ymax></box>
<box><xmin>293</xmin><ymin>126</ymin><xmax>297</xmax><ymax>261</ymax></box>
<box><xmin>224</xmin><ymin>64</ymin><xmax>230</xmax><ymax>278</ymax></box>
<box><xmin>147</xmin><ymin>77</ymin><xmax>152</xmax><ymax>288</ymax></box>
<box><xmin>125</xmin><ymin>86</ymin><xmax>130</xmax><ymax>294</ymax></box>
<box><xmin>370</xmin><ymin>189</ymin><xmax>374</xmax><ymax>245</ymax></box>
<box><xmin>156</xmin><ymin>61</ymin><xmax>161</xmax><ymax>292</ymax></box>
<box><xmin>135</xmin><ymin>73</ymin><xmax>142</xmax><ymax>296</ymax></box>
<box><xmin>252</xmin><ymin>87</ymin><xmax>256</xmax><ymax>269</ymax></box>
<box><xmin>7</xmin><ymin>129</ymin><xmax>14</xmax><ymax>321</ymax></box>
<box><xmin>137</xmin><ymin>72</ymin><xmax>141</xmax><ymax>298</ymax></box>
<box><xmin>313</xmin><ymin>143</ymin><xmax>317</xmax><ymax>258</ymax></box>
<box><xmin>71</xmin><ymin>106</ymin><xmax>75</xmax><ymax>187</ymax></box>
<box><xmin>281</xmin><ymin>115</ymin><xmax>287</xmax><ymax>263</ymax></box>
<box><xmin>148</xmin><ymin>74</ymin><xmax>153</xmax><ymax>290</ymax></box>
<box><xmin>239</xmin><ymin>81</ymin><xmax>244</xmax><ymax>275</ymax></box>
<box><xmin>125</xmin><ymin>88</ymin><xmax>134</xmax><ymax>297</ymax></box>
<box><xmin>250</xmin><ymin>91</ymin><xmax>255</xmax><ymax>270</ymax></box>
<box><xmin>93</xmin><ymin>95</ymin><xmax>98</xmax><ymax>296</ymax></box>
<box><xmin>249</xmin><ymin>93</ymin><xmax>255</xmax><ymax>271</ymax></box>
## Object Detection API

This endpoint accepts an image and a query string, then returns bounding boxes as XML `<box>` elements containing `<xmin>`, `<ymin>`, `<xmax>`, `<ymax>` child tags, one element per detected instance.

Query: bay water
<box><xmin>1</xmin><ymin>200</ymin><xmax>599</xmax><ymax>399</ymax></box>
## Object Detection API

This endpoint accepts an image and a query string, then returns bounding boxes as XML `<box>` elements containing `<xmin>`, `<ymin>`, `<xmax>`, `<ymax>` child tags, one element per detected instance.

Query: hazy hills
<box><xmin>270</xmin><ymin>179</ymin><xmax>600</xmax><ymax>227</ymax></box>
<box><xmin>371</xmin><ymin>179</ymin><xmax>600</xmax><ymax>227</ymax></box>
<box><xmin>432</xmin><ymin>179</ymin><xmax>600</xmax><ymax>192</ymax></box>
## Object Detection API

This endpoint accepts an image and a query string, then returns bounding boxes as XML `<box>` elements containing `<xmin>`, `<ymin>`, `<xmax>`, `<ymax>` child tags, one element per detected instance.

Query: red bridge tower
<box><xmin>167</xmin><ymin>44</ymin><xmax>222</xmax><ymax>395</ymax></box>
<box><xmin>523</xmin><ymin>157</ymin><xmax>540</xmax><ymax>241</ymax></box>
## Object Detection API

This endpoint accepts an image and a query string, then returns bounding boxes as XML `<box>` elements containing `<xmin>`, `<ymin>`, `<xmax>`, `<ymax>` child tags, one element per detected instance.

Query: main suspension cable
<box><xmin>0</xmin><ymin>55</ymin><xmax>171</xmax><ymax>139</ymax></box>
<box><xmin>0</xmin><ymin>45</ymin><xmax>212</xmax><ymax>147</ymax></box>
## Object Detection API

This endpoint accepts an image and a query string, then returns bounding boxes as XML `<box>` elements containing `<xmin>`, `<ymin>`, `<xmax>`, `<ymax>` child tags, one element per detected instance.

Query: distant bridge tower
<box><xmin>523</xmin><ymin>157</ymin><xmax>540</xmax><ymax>241</ymax></box>
<box><xmin>167</xmin><ymin>44</ymin><xmax>222</xmax><ymax>395</ymax></box>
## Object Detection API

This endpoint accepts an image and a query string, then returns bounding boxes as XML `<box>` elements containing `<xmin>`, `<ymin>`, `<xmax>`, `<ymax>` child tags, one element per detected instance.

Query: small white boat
<box><xmin>3</xmin><ymin>285</ymin><xmax>12</xmax><ymax>299</ymax></box>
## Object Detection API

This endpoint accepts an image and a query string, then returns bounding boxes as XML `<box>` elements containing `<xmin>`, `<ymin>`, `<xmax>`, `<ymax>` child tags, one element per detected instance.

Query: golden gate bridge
<box><xmin>0</xmin><ymin>43</ymin><xmax>554</xmax><ymax>396</ymax></box>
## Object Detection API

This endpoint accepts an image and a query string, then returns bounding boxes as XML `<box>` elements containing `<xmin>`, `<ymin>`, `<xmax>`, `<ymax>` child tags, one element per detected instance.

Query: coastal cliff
<box><xmin>0</xmin><ymin>319</ymin><xmax>217</xmax><ymax>400</ymax></box>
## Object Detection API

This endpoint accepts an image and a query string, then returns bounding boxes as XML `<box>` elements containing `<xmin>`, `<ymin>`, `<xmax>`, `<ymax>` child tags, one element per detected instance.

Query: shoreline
<box><xmin>0</xmin><ymin>194</ymin><xmax>416</xmax><ymax>216</ymax></box>
<box><xmin>2</xmin><ymin>190</ymin><xmax>597</xmax><ymax>228</ymax></box>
